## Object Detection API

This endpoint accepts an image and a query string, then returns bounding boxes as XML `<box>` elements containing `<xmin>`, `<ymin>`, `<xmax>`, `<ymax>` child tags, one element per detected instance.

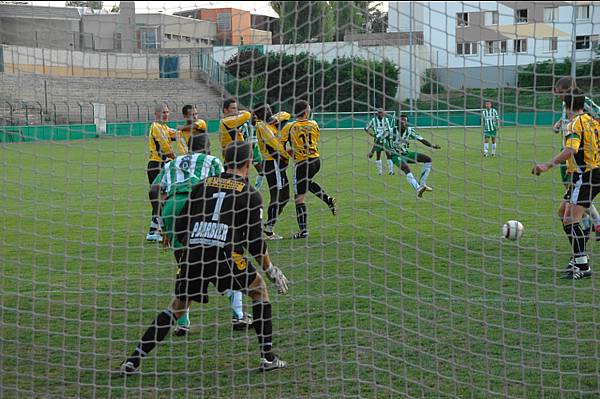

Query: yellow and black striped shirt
<box><xmin>218</xmin><ymin>111</ymin><xmax>252</xmax><ymax>153</ymax></box>
<box><xmin>564</xmin><ymin>113</ymin><xmax>600</xmax><ymax>173</ymax></box>
<box><xmin>255</xmin><ymin>120</ymin><xmax>289</xmax><ymax>162</ymax></box>
<box><xmin>281</xmin><ymin>119</ymin><xmax>321</xmax><ymax>161</ymax></box>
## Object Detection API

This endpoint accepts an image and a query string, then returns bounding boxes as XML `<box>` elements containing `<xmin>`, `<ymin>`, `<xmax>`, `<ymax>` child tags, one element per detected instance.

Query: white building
<box><xmin>388</xmin><ymin>1</ymin><xmax>600</xmax><ymax>88</ymax></box>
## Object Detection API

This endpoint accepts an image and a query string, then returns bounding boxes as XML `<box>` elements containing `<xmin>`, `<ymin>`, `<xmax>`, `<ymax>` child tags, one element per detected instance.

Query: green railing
<box><xmin>196</xmin><ymin>52</ymin><xmax>237</xmax><ymax>95</ymax></box>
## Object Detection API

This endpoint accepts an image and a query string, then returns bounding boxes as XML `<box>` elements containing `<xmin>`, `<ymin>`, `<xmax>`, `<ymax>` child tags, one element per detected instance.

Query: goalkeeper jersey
<box><xmin>481</xmin><ymin>108</ymin><xmax>499</xmax><ymax>132</ymax></box>
<box><xmin>153</xmin><ymin>152</ymin><xmax>224</xmax><ymax>197</ymax></box>
<box><xmin>367</xmin><ymin>116</ymin><xmax>393</xmax><ymax>142</ymax></box>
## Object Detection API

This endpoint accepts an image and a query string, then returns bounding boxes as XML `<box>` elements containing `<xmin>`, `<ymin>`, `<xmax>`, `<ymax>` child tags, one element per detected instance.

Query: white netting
<box><xmin>2</xmin><ymin>1</ymin><xmax>600</xmax><ymax>398</ymax></box>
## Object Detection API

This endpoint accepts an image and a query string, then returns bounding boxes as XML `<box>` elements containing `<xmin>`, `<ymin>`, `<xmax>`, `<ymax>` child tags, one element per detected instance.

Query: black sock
<box><xmin>563</xmin><ymin>223</ymin><xmax>589</xmax><ymax>270</ymax></box>
<box><xmin>295</xmin><ymin>203</ymin><xmax>307</xmax><ymax>233</ymax></box>
<box><xmin>127</xmin><ymin>309</ymin><xmax>177</xmax><ymax>367</ymax></box>
<box><xmin>252</xmin><ymin>301</ymin><xmax>273</xmax><ymax>359</ymax></box>
<box><xmin>309</xmin><ymin>182</ymin><xmax>331</xmax><ymax>205</ymax></box>
<box><xmin>267</xmin><ymin>202</ymin><xmax>278</xmax><ymax>228</ymax></box>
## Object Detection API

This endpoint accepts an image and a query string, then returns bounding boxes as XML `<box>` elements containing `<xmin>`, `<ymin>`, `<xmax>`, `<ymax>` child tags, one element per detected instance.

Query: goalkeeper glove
<box><xmin>266</xmin><ymin>265</ymin><xmax>289</xmax><ymax>294</ymax></box>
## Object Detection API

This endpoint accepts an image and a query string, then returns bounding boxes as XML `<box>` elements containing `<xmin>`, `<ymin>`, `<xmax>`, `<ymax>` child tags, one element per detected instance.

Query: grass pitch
<box><xmin>1</xmin><ymin>126</ymin><xmax>599</xmax><ymax>398</ymax></box>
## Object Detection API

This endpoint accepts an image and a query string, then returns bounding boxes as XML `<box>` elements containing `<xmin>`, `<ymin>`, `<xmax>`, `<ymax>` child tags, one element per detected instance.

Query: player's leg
<box><xmin>375</xmin><ymin>147</ymin><xmax>383</xmax><ymax>176</ymax></box>
<box><xmin>483</xmin><ymin>136</ymin><xmax>489</xmax><ymax>157</ymax></box>
<box><xmin>415</xmin><ymin>153</ymin><xmax>433</xmax><ymax>192</ymax></box>
<box><xmin>263</xmin><ymin>160</ymin><xmax>289</xmax><ymax>239</ymax></box>
<box><xmin>491</xmin><ymin>136</ymin><xmax>497</xmax><ymax>156</ymax></box>
<box><xmin>385</xmin><ymin>151</ymin><xmax>394</xmax><ymax>175</ymax></box>
<box><xmin>367</xmin><ymin>144</ymin><xmax>375</xmax><ymax>159</ymax></box>
<box><xmin>307</xmin><ymin>158</ymin><xmax>336</xmax><ymax>215</ymax></box>
<box><xmin>146</xmin><ymin>161</ymin><xmax>162</xmax><ymax>241</ymax></box>
<box><xmin>292</xmin><ymin>161</ymin><xmax>310</xmax><ymax>238</ymax></box>
<box><xmin>391</xmin><ymin>154</ymin><xmax>418</xmax><ymax>191</ymax></box>
<box><xmin>225</xmin><ymin>289</ymin><xmax>253</xmax><ymax>330</ymax></box>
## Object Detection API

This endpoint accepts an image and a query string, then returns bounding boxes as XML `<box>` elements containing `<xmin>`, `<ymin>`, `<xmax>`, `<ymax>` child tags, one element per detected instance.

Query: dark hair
<box><xmin>294</xmin><ymin>100</ymin><xmax>310</xmax><ymax>117</ymax></box>
<box><xmin>555</xmin><ymin>76</ymin><xmax>577</xmax><ymax>92</ymax></box>
<box><xmin>188</xmin><ymin>133</ymin><xmax>209</xmax><ymax>152</ymax></box>
<box><xmin>223</xmin><ymin>98</ymin><xmax>237</xmax><ymax>111</ymax></box>
<box><xmin>253</xmin><ymin>104</ymin><xmax>273</xmax><ymax>122</ymax></box>
<box><xmin>224</xmin><ymin>141</ymin><xmax>252</xmax><ymax>169</ymax></box>
<box><xmin>182</xmin><ymin>104</ymin><xmax>195</xmax><ymax>117</ymax></box>
<box><xmin>400</xmin><ymin>114</ymin><xmax>408</xmax><ymax>119</ymax></box>
<box><xmin>564</xmin><ymin>90</ymin><xmax>586</xmax><ymax>111</ymax></box>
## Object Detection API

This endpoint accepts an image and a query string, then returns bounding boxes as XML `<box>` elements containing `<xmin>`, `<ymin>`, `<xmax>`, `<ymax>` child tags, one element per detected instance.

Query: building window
<box><xmin>514</xmin><ymin>39</ymin><xmax>527</xmax><ymax>53</ymax></box>
<box><xmin>185</xmin><ymin>36</ymin><xmax>191</xmax><ymax>42</ymax></box>
<box><xmin>484</xmin><ymin>11</ymin><xmax>499</xmax><ymax>25</ymax></box>
<box><xmin>113</xmin><ymin>32</ymin><xmax>122</xmax><ymax>51</ymax></box>
<box><xmin>457</xmin><ymin>42</ymin><xmax>478</xmax><ymax>55</ymax></box>
<box><xmin>217</xmin><ymin>12</ymin><xmax>232</xmax><ymax>32</ymax></box>
<box><xmin>165</xmin><ymin>33</ymin><xmax>172</xmax><ymax>40</ymax></box>
<box><xmin>515</xmin><ymin>9</ymin><xmax>528</xmax><ymax>23</ymax></box>
<box><xmin>576</xmin><ymin>35</ymin><xmax>591</xmax><ymax>49</ymax></box>
<box><xmin>577</xmin><ymin>5</ymin><xmax>590</xmax><ymax>20</ymax></box>
<box><xmin>485</xmin><ymin>40</ymin><xmax>507</xmax><ymax>54</ymax></box>
<box><xmin>545</xmin><ymin>37</ymin><xmax>558</xmax><ymax>52</ymax></box>
<box><xmin>139</xmin><ymin>29</ymin><xmax>158</xmax><ymax>49</ymax></box>
<box><xmin>544</xmin><ymin>7</ymin><xmax>558</xmax><ymax>22</ymax></box>
<box><xmin>456</xmin><ymin>12</ymin><xmax>469</xmax><ymax>27</ymax></box>
<box><xmin>195</xmin><ymin>38</ymin><xmax>200</xmax><ymax>43</ymax></box>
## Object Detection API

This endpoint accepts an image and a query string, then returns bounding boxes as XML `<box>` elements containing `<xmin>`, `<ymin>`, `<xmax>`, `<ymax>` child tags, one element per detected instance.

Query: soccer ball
<box><xmin>502</xmin><ymin>220</ymin><xmax>524</xmax><ymax>240</ymax></box>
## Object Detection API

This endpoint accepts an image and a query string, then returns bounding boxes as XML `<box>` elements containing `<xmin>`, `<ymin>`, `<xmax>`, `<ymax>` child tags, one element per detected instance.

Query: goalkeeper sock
<box><xmin>296</xmin><ymin>203</ymin><xmax>307</xmax><ymax>233</ymax></box>
<box><xmin>406</xmin><ymin>172</ymin><xmax>419</xmax><ymax>190</ymax></box>
<box><xmin>492</xmin><ymin>143</ymin><xmax>497</xmax><ymax>154</ymax></box>
<box><xmin>128</xmin><ymin>309</ymin><xmax>176</xmax><ymax>368</ymax></box>
<box><xmin>563</xmin><ymin>223</ymin><xmax>589</xmax><ymax>270</ymax></box>
<box><xmin>226</xmin><ymin>290</ymin><xmax>244</xmax><ymax>320</ymax></box>
<box><xmin>483</xmin><ymin>143</ymin><xmax>489</xmax><ymax>154</ymax></box>
<box><xmin>254</xmin><ymin>175</ymin><xmax>264</xmax><ymax>189</ymax></box>
<box><xmin>419</xmin><ymin>162</ymin><xmax>432</xmax><ymax>186</ymax></box>
<box><xmin>387</xmin><ymin>159</ymin><xmax>394</xmax><ymax>174</ymax></box>
<box><xmin>252</xmin><ymin>300</ymin><xmax>273</xmax><ymax>359</ymax></box>
<box><xmin>376</xmin><ymin>160</ymin><xmax>383</xmax><ymax>175</ymax></box>
<box><xmin>176</xmin><ymin>309</ymin><xmax>190</xmax><ymax>327</ymax></box>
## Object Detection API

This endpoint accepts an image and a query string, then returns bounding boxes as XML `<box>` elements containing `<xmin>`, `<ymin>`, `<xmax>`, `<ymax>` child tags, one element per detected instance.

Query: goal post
<box><xmin>2</xmin><ymin>2</ymin><xmax>600</xmax><ymax>398</ymax></box>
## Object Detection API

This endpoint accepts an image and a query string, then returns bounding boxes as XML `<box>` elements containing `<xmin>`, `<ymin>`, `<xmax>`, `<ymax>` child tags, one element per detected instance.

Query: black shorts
<box><xmin>173</xmin><ymin>249</ymin><xmax>258</xmax><ymax>304</ymax></box>
<box><xmin>147</xmin><ymin>161</ymin><xmax>163</xmax><ymax>185</ymax></box>
<box><xmin>563</xmin><ymin>169</ymin><xmax>600</xmax><ymax>208</ymax></box>
<box><xmin>293</xmin><ymin>158</ymin><xmax>321</xmax><ymax>196</ymax></box>
<box><xmin>264</xmin><ymin>159</ymin><xmax>290</xmax><ymax>191</ymax></box>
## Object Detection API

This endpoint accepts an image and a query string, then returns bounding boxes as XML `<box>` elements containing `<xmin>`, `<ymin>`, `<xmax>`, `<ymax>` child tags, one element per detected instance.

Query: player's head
<box><xmin>399</xmin><ymin>114</ymin><xmax>408</xmax><ymax>128</ymax></box>
<box><xmin>188</xmin><ymin>133</ymin><xmax>210</xmax><ymax>154</ymax></box>
<box><xmin>223</xmin><ymin>98</ymin><xmax>238</xmax><ymax>116</ymax></box>
<box><xmin>155</xmin><ymin>103</ymin><xmax>169</xmax><ymax>122</ymax></box>
<box><xmin>182</xmin><ymin>104</ymin><xmax>197</xmax><ymax>122</ymax></box>
<box><xmin>564</xmin><ymin>89</ymin><xmax>586</xmax><ymax>113</ymax></box>
<box><xmin>554</xmin><ymin>76</ymin><xmax>578</xmax><ymax>98</ymax></box>
<box><xmin>253</xmin><ymin>104</ymin><xmax>273</xmax><ymax>123</ymax></box>
<box><xmin>377</xmin><ymin>108</ymin><xmax>385</xmax><ymax>118</ymax></box>
<box><xmin>484</xmin><ymin>101</ymin><xmax>492</xmax><ymax>109</ymax></box>
<box><xmin>224</xmin><ymin>141</ymin><xmax>252</xmax><ymax>175</ymax></box>
<box><xmin>294</xmin><ymin>100</ymin><xmax>311</xmax><ymax>119</ymax></box>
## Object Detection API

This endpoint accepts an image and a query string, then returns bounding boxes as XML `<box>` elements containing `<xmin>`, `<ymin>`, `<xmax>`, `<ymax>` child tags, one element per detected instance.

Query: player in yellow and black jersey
<box><xmin>219</xmin><ymin>98</ymin><xmax>265</xmax><ymax>188</ymax></box>
<box><xmin>533</xmin><ymin>92</ymin><xmax>600</xmax><ymax>280</ymax></box>
<box><xmin>179</xmin><ymin>104</ymin><xmax>207</xmax><ymax>150</ymax></box>
<box><xmin>281</xmin><ymin>100</ymin><xmax>337</xmax><ymax>239</ymax></box>
<box><xmin>253</xmin><ymin>105</ymin><xmax>291</xmax><ymax>240</ymax></box>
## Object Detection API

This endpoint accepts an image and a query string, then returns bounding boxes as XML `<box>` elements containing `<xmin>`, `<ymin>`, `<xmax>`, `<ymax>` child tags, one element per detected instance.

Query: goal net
<box><xmin>1</xmin><ymin>1</ymin><xmax>600</xmax><ymax>398</ymax></box>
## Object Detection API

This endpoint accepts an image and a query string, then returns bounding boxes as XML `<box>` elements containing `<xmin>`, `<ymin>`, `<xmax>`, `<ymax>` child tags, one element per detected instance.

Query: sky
<box><xmin>29</xmin><ymin>1</ymin><xmax>388</xmax><ymax>18</ymax></box>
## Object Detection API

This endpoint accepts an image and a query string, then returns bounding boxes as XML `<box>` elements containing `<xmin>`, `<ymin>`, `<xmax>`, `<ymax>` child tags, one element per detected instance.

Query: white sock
<box><xmin>150</xmin><ymin>216</ymin><xmax>160</xmax><ymax>230</ymax></box>
<box><xmin>419</xmin><ymin>162</ymin><xmax>432</xmax><ymax>186</ymax></box>
<box><xmin>406</xmin><ymin>172</ymin><xmax>419</xmax><ymax>190</ymax></box>
<box><xmin>387</xmin><ymin>159</ymin><xmax>394</xmax><ymax>173</ymax></box>
<box><xmin>484</xmin><ymin>143</ymin><xmax>489</xmax><ymax>154</ymax></box>
<box><xmin>376</xmin><ymin>160</ymin><xmax>383</xmax><ymax>175</ymax></box>
<box><xmin>588</xmin><ymin>205</ymin><xmax>600</xmax><ymax>227</ymax></box>
<box><xmin>225</xmin><ymin>290</ymin><xmax>244</xmax><ymax>319</ymax></box>
<box><xmin>492</xmin><ymin>143</ymin><xmax>496</xmax><ymax>154</ymax></box>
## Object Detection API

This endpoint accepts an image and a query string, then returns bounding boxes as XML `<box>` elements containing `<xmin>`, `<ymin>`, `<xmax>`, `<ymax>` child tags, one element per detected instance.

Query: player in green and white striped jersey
<box><xmin>151</xmin><ymin>134</ymin><xmax>253</xmax><ymax>335</ymax></box>
<box><xmin>481</xmin><ymin>101</ymin><xmax>500</xmax><ymax>157</ymax></box>
<box><xmin>553</xmin><ymin>76</ymin><xmax>600</xmax><ymax>242</ymax></box>
<box><xmin>365</xmin><ymin>109</ymin><xmax>395</xmax><ymax>175</ymax></box>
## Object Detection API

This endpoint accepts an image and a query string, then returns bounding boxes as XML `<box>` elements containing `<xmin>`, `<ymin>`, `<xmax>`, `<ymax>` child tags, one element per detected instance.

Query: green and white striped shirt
<box><xmin>153</xmin><ymin>153</ymin><xmax>224</xmax><ymax>197</ymax></box>
<box><xmin>560</xmin><ymin>97</ymin><xmax>600</xmax><ymax>132</ymax></box>
<box><xmin>481</xmin><ymin>108</ymin><xmax>499</xmax><ymax>132</ymax></box>
<box><xmin>392</xmin><ymin>126</ymin><xmax>423</xmax><ymax>153</ymax></box>
<box><xmin>367</xmin><ymin>117</ymin><xmax>393</xmax><ymax>141</ymax></box>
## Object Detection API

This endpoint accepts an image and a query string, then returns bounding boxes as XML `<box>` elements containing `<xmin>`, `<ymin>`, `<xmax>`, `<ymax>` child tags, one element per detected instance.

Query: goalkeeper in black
<box><xmin>120</xmin><ymin>141</ymin><xmax>289</xmax><ymax>375</ymax></box>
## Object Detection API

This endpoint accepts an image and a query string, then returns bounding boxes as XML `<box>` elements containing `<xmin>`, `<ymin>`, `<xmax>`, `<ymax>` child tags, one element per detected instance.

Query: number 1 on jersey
<box><xmin>212</xmin><ymin>192</ymin><xmax>226</xmax><ymax>221</ymax></box>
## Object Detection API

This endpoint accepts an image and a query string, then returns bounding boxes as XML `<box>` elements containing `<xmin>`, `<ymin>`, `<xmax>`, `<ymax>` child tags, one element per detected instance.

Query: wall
<box><xmin>0</xmin><ymin>17</ymin><xmax>80</xmax><ymax>50</ymax></box>
<box><xmin>81</xmin><ymin>2</ymin><xmax>136</xmax><ymax>52</ymax></box>
<box><xmin>435</xmin><ymin>65</ymin><xmax>518</xmax><ymax>89</ymax></box>
<box><xmin>136</xmin><ymin>14</ymin><xmax>217</xmax><ymax>49</ymax></box>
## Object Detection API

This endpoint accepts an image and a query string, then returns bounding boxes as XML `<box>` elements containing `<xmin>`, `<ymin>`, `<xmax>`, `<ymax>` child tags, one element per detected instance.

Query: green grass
<box><xmin>1</xmin><ymin>127</ymin><xmax>600</xmax><ymax>398</ymax></box>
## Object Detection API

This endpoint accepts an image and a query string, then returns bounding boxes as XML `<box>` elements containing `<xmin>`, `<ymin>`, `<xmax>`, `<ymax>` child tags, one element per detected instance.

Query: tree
<box><xmin>332</xmin><ymin>1</ymin><xmax>368</xmax><ymax>41</ymax></box>
<box><xmin>368</xmin><ymin>8</ymin><xmax>387</xmax><ymax>33</ymax></box>
<box><xmin>65</xmin><ymin>1</ymin><xmax>103</xmax><ymax>10</ymax></box>
<box><xmin>269</xmin><ymin>1</ymin><xmax>334</xmax><ymax>43</ymax></box>
<box><xmin>109</xmin><ymin>4</ymin><xmax>119</xmax><ymax>13</ymax></box>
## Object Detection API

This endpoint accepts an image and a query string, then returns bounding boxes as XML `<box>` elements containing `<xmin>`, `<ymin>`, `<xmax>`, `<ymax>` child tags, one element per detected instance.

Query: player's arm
<box><xmin>533</xmin><ymin>125</ymin><xmax>580</xmax><ymax>175</ymax></box>
<box><xmin>412</xmin><ymin>129</ymin><xmax>441</xmax><ymax>149</ymax></box>
<box><xmin>280</xmin><ymin>122</ymin><xmax>294</xmax><ymax>157</ymax></box>
<box><xmin>262</xmin><ymin>124</ymin><xmax>290</xmax><ymax>161</ymax></box>
<box><xmin>584</xmin><ymin>97</ymin><xmax>600</xmax><ymax>121</ymax></box>
<box><xmin>152</xmin><ymin>124</ymin><xmax>176</xmax><ymax>160</ymax></box>
<box><xmin>246</xmin><ymin>191</ymin><xmax>288</xmax><ymax>293</ymax></box>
